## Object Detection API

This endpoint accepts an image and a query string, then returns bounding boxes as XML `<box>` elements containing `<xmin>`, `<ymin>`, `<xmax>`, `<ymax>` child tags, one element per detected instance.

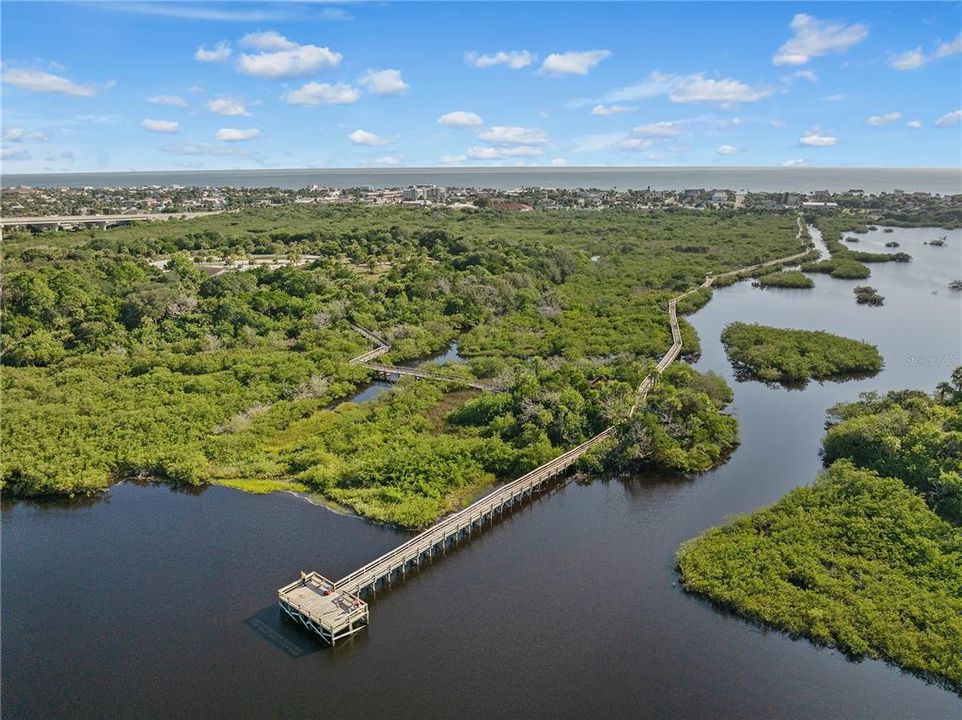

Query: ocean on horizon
<box><xmin>2</xmin><ymin>166</ymin><xmax>960</xmax><ymax>195</ymax></box>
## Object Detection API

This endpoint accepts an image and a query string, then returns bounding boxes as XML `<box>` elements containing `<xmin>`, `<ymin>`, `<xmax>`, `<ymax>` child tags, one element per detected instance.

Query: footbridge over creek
<box><xmin>280</xmin><ymin>217</ymin><xmax>813</xmax><ymax>644</ymax></box>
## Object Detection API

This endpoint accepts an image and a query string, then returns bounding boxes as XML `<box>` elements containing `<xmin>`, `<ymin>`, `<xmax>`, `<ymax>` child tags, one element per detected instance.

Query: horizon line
<box><xmin>4</xmin><ymin>165</ymin><xmax>962</xmax><ymax>178</ymax></box>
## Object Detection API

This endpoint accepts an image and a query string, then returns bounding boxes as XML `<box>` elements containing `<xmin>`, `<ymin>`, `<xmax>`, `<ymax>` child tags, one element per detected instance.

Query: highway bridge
<box><xmin>0</xmin><ymin>210</ymin><xmax>223</xmax><ymax>231</ymax></box>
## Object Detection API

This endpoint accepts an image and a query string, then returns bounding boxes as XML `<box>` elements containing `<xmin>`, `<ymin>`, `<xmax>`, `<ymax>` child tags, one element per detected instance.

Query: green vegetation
<box><xmin>678</xmin><ymin>373</ymin><xmax>962</xmax><ymax>691</ymax></box>
<box><xmin>754</xmin><ymin>270</ymin><xmax>815</xmax><ymax>289</ymax></box>
<box><xmin>853</xmin><ymin>285</ymin><xmax>884</xmax><ymax>306</ymax></box>
<box><xmin>720</xmin><ymin>322</ymin><xmax>883</xmax><ymax>385</ymax></box>
<box><xmin>2</xmin><ymin>205</ymin><xmax>804</xmax><ymax>517</ymax></box>
<box><xmin>608</xmin><ymin>364</ymin><xmax>739</xmax><ymax>473</ymax></box>
<box><xmin>823</xmin><ymin>374</ymin><xmax>962</xmax><ymax>523</ymax></box>
<box><xmin>801</xmin><ymin>217</ymin><xmax>912</xmax><ymax>281</ymax></box>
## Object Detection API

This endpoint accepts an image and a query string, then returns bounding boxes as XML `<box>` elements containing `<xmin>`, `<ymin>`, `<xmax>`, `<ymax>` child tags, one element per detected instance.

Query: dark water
<box><xmin>4</xmin><ymin>167</ymin><xmax>961</xmax><ymax>194</ymax></box>
<box><xmin>3</xmin><ymin>228</ymin><xmax>961</xmax><ymax>719</ymax></box>
<box><xmin>345</xmin><ymin>342</ymin><xmax>465</xmax><ymax>405</ymax></box>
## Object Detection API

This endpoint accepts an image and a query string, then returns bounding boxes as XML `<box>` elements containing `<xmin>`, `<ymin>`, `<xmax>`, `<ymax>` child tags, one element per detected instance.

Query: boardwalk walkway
<box><xmin>280</xmin><ymin>217</ymin><xmax>813</xmax><ymax>643</ymax></box>
<box><xmin>347</xmin><ymin>324</ymin><xmax>506</xmax><ymax>391</ymax></box>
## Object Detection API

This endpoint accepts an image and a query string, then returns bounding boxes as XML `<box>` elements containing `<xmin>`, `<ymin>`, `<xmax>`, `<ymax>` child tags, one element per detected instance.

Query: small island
<box><xmin>854</xmin><ymin>285</ymin><xmax>884</xmax><ymax>306</ymax></box>
<box><xmin>720</xmin><ymin>322</ymin><xmax>883</xmax><ymax>384</ymax></box>
<box><xmin>754</xmin><ymin>270</ymin><xmax>815</xmax><ymax>289</ymax></box>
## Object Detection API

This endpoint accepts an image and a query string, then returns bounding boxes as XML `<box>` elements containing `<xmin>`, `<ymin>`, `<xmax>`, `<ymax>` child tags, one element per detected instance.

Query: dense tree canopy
<box><xmin>2</xmin><ymin>205</ymin><xmax>801</xmax><ymax>513</ymax></box>
<box><xmin>721</xmin><ymin>322</ymin><xmax>883</xmax><ymax>385</ymax></box>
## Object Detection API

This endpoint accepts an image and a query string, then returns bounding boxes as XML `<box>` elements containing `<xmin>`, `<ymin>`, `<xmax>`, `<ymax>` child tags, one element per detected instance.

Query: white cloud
<box><xmin>540</xmin><ymin>50</ymin><xmax>612</xmax><ymax>76</ymax></box>
<box><xmin>108</xmin><ymin>4</ymin><xmax>287</xmax><ymax>22</ymax></box>
<box><xmin>216</xmin><ymin>128</ymin><xmax>261</xmax><ymax>141</ymax></box>
<box><xmin>770</xmin><ymin>119</ymin><xmax>787</xmax><ymax>129</ymax></box>
<box><xmin>550</xmin><ymin>158</ymin><xmax>570</xmax><ymax>167</ymax></box>
<box><xmin>438</xmin><ymin>111</ymin><xmax>483</xmax><ymax>128</ymax></box>
<box><xmin>142</xmin><ymin>118</ymin><xmax>180</xmax><ymax>133</ymax></box>
<box><xmin>466</xmin><ymin>145</ymin><xmax>543</xmax><ymax>159</ymax></box>
<box><xmin>716</xmin><ymin>145</ymin><xmax>738</xmax><ymax>155</ymax></box>
<box><xmin>591</xmin><ymin>104</ymin><xmax>633</xmax><ymax>116</ymax></box>
<box><xmin>240</xmin><ymin>30</ymin><xmax>296</xmax><ymax>51</ymax></box>
<box><xmin>161</xmin><ymin>143</ymin><xmax>245</xmax><ymax>156</ymax></box>
<box><xmin>0</xmin><ymin>148</ymin><xmax>31</xmax><ymax>161</ymax></box>
<box><xmin>187</xmin><ymin>84</ymin><xmax>204</xmax><ymax>93</ymax></box>
<box><xmin>782</xmin><ymin>158</ymin><xmax>806</xmax><ymax>167</ymax></box>
<box><xmin>2</xmin><ymin>128</ymin><xmax>49</xmax><ymax>142</ymax></box>
<box><xmin>793</xmin><ymin>69</ymin><xmax>818</xmax><ymax>82</ymax></box>
<box><xmin>373</xmin><ymin>155</ymin><xmax>401</xmax><ymax>166</ymax></box>
<box><xmin>195</xmin><ymin>41</ymin><xmax>232</xmax><ymax>63</ymax></box>
<box><xmin>891</xmin><ymin>48</ymin><xmax>926</xmax><ymax>71</ymax></box>
<box><xmin>147</xmin><ymin>94</ymin><xmax>188</xmax><ymax>107</ymax></box>
<box><xmin>669</xmin><ymin>74</ymin><xmax>772</xmax><ymax>104</ymax></box>
<box><xmin>1</xmin><ymin>68</ymin><xmax>96</xmax><ymax>97</ymax></box>
<box><xmin>237</xmin><ymin>35</ymin><xmax>342</xmax><ymax>78</ymax></box>
<box><xmin>440</xmin><ymin>154</ymin><xmax>467</xmax><ymax>164</ymax></box>
<box><xmin>478</xmin><ymin>126</ymin><xmax>549</xmax><ymax>145</ymax></box>
<box><xmin>799</xmin><ymin>130</ymin><xmax>837</xmax><ymax>147</ymax></box>
<box><xmin>604</xmin><ymin>71</ymin><xmax>679</xmax><ymax>102</ymax></box>
<box><xmin>906</xmin><ymin>120</ymin><xmax>923</xmax><ymax>129</ymax></box>
<box><xmin>206</xmin><ymin>96</ymin><xmax>250</xmax><ymax>116</ymax></box>
<box><xmin>464</xmin><ymin>50</ymin><xmax>534</xmax><ymax>69</ymax></box>
<box><xmin>891</xmin><ymin>32</ymin><xmax>962</xmax><ymax>70</ymax></box>
<box><xmin>866</xmin><ymin>112</ymin><xmax>902</xmax><ymax>126</ymax></box>
<box><xmin>934</xmin><ymin>110</ymin><xmax>962</xmax><ymax>128</ymax></box>
<box><xmin>359</xmin><ymin>69</ymin><xmax>409</xmax><ymax>96</ymax></box>
<box><xmin>615</xmin><ymin>137</ymin><xmax>654</xmax><ymax>152</ymax></box>
<box><xmin>630</xmin><ymin>121</ymin><xmax>685</xmax><ymax>138</ymax></box>
<box><xmin>773</xmin><ymin>13</ymin><xmax>869</xmax><ymax>66</ymax></box>
<box><xmin>285</xmin><ymin>82</ymin><xmax>359</xmax><ymax>105</ymax></box>
<box><xmin>348</xmin><ymin>129</ymin><xmax>390</xmax><ymax>146</ymax></box>
<box><xmin>936</xmin><ymin>33</ymin><xmax>962</xmax><ymax>58</ymax></box>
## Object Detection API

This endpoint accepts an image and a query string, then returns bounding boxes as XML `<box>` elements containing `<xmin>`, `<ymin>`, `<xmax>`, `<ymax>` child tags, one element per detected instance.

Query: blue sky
<box><xmin>1</xmin><ymin>1</ymin><xmax>960</xmax><ymax>173</ymax></box>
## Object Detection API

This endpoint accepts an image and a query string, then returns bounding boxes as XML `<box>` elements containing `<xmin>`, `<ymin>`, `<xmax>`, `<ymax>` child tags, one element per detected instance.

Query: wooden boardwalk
<box><xmin>280</xmin><ymin>217</ymin><xmax>813</xmax><ymax>643</ymax></box>
<box><xmin>347</xmin><ymin>324</ymin><xmax>506</xmax><ymax>391</ymax></box>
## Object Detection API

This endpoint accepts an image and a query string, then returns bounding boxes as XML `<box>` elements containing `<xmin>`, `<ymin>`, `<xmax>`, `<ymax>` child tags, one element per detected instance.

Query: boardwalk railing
<box><xmin>347</xmin><ymin>323</ymin><xmax>505</xmax><ymax>391</ymax></box>
<box><xmin>334</xmin><ymin>426</ymin><xmax>615</xmax><ymax>597</ymax></box>
<box><xmin>281</xmin><ymin>217</ymin><xmax>812</xmax><ymax>642</ymax></box>
<box><xmin>364</xmin><ymin>362</ymin><xmax>506</xmax><ymax>392</ymax></box>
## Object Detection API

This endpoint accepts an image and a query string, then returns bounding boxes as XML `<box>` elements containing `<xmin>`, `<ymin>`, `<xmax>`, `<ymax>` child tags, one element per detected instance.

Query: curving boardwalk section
<box><xmin>347</xmin><ymin>323</ymin><xmax>506</xmax><ymax>391</ymax></box>
<box><xmin>280</xmin><ymin>216</ymin><xmax>812</xmax><ymax>644</ymax></box>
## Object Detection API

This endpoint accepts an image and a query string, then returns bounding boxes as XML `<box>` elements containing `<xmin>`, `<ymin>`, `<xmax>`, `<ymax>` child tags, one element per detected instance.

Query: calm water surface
<box><xmin>4</xmin><ymin>167</ymin><xmax>961</xmax><ymax>194</ymax></box>
<box><xmin>3</xmin><ymin>227</ymin><xmax>961</xmax><ymax>719</ymax></box>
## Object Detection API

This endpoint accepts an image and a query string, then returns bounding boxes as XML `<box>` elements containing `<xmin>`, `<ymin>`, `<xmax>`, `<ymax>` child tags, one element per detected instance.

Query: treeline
<box><xmin>677</xmin><ymin>371</ymin><xmax>962</xmax><ymax>691</ymax></box>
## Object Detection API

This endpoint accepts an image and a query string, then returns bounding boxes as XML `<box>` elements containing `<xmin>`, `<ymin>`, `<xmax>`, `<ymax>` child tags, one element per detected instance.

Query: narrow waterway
<box><xmin>3</xmin><ymin>227</ymin><xmax>960</xmax><ymax>719</ymax></box>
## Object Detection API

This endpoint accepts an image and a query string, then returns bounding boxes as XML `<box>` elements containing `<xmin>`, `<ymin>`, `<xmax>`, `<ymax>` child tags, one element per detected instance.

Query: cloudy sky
<box><xmin>1</xmin><ymin>1</ymin><xmax>960</xmax><ymax>173</ymax></box>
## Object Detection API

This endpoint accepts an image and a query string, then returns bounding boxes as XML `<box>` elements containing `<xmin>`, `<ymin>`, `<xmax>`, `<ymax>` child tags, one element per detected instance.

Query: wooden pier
<box><xmin>280</xmin><ymin>217</ymin><xmax>813</xmax><ymax>644</ymax></box>
<box><xmin>278</xmin><ymin>572</ymin><xmax>369</xmax><ymax>645</ymax></box>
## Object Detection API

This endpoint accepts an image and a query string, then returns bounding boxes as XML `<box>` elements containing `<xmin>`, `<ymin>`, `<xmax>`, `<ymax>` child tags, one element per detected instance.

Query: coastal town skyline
<box><xmin>1</xmin><ymin>2</ymin><xmax>961</xmax><ymax>173</ymax></box>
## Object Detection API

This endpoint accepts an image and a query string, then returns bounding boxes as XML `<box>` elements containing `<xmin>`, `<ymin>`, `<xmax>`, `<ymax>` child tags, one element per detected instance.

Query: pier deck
<box><xmin>277</xmin><ymin>573</ymin><xmax>368</xmax><ymax>645</ymax></box>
